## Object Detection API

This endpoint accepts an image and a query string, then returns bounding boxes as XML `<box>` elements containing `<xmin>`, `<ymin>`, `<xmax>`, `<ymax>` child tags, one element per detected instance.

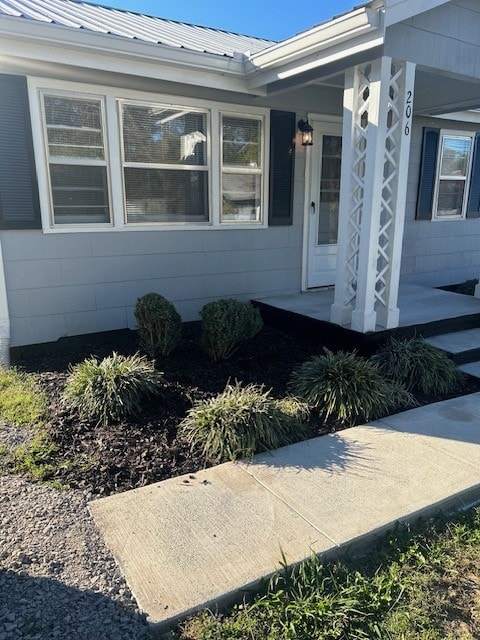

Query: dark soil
<box><xmin>10</xmin><ymin>324</ymin><xmax>480</xmax><ymax>497</ymax></box>
<box><xmin>10</xmin><ymin>325</ymin><xmax>326</xmax><ymax>496</ymax></box>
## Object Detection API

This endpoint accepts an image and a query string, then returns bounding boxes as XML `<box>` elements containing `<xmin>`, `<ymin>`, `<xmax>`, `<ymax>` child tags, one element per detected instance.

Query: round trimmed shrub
<box><xmin>134</xmin><ymin>292</ymin><xmax>182</xmax><ymax>357</ymax></box>
<box><xmin>371</xmin><ymin>336</ymin><xmax>464</xmax><ymax>395</ymax></box>
<box><xmin>63</xmin><ymin>352</ymin><xmax>163</xmax><ymax>426</ymax></box>
<box><xmin>179</xmin><ymin>382</ymin><xmax>309</xmax><ymax>461</ymax></box>
<box><xmin>288</xmin><ymin>350</ymin><xmax>414</xmax><ymax>426</ymax></box>
<box><xmin>200</xmin><ymin>299</ymin><xmax>263</xmax><ymax>360</ymax></box>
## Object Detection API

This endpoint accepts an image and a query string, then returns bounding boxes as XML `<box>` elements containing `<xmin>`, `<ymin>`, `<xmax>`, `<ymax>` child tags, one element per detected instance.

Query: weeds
<box><xmin>178</xmin><ymin>507</ymin><xmax>480</xmax><ymax>640</ymax></box>
<box><xmin>0</xmin><ymin>368</ymin><xmax>47</xmax><ymax>427</ymax></box>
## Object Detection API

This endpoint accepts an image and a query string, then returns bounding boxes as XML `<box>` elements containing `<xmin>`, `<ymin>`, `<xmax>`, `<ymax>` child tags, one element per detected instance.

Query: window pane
<box><xmin>436</xmin><ymin>179</ymin><xmax>466</xmax><ymax>217</ymax></box>
<box><xmin>440</xmin><ymin>136</ymin><xmax>471</xmax><ymax>177</ymax></box>
<box><xmin>124</xmin><ymin>168</ymin><xmax>209</xmax><ymax>223</ymax></box>
<box><xmin>318</xmin><ymin>135</ymin><xmax>342</xmax><ymax>245</ymax></box>
<box><xmin>50</xmin><ymin>165</ymin><xmax>110</xmax><ymax>224</ymax></box>
<box><xmin>123</xmin><ymin>105</ymin><xmax>207</xmax><ymax>166</ymax></box>
<box><xmin>222</xmin><ymin>173</ymin><xmax>261</xmax><ymax>221</ymax></box>
<box><xmin>222</xmin><ymin>116</ymin><xmax>261</xmax><ymax>167</ymax></box>
<box><xmin>44</xmin><ymin>96</ymin><xmax>104</xmax><ymax>160</ymax></box>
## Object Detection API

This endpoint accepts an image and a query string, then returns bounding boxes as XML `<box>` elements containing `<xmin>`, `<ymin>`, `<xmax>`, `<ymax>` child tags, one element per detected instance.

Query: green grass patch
<box><xmin>177</xmin><ymin>507</ymin><xmax>480</xmax><ymax>640</ymax></box>
<box><xmin>0</xmin><ymin>368</ymin><xmax>47</xmax><ymax>427</ymax></box>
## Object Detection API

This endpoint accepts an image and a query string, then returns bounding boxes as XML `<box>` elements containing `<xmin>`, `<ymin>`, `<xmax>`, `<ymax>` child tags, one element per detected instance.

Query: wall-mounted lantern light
<box><xmin>298</xmin><ymin>118</ymin><xmax>314</xmax><ymax>146</ymax></box>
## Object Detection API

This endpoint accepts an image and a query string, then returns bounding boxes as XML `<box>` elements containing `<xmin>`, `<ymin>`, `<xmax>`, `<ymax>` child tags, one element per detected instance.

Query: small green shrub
<box><xmin>0</xmin><ymin>368</ymin><xmax>47</xmax><ymax>427</ymax></box>
<box><xmin>134</xmin><ymin>292</ymin><xmax>182</xmax><ymax>356</ymax></box>
<box><xmin>179</xmin><ymin>383</ymin><xmax>309</xmax><ymax>461</ymax></box>
<box><xmin>63</xmin><ymin>352</ymin><xmax>163</xmax><ymax>426</ymax></box>
<box><xmin>288</xmin><ymin>350</ymin><xmax>414</xmax><ymax>426</ymax></box>
<box><xmin>200</xmin><ymin>299</ymin><xmax>263</xmax><ymax>360</ymax></box>
<box><xmin>371</xmin><ymin>336</ymin><xmax>464</xmax><ymax>395</ymax></box>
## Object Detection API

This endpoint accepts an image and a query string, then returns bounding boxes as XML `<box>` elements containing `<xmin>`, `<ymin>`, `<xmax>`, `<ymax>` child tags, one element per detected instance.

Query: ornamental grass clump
<box><xmin>134</xmin><ymin>292</ymin><xmax>182</xmax><ymax>357</ymax></box>
<box><xmin>371</xmin><ymin>335</ymin><xmax>464</xmax><ymax>395</ymax></box>
<box><xmin>63</xmin><ymin>352</ymin><xmax>163</xmax><ymax>427</ymax></box>
<box><xmin>179</xmin><ymin>382</ymin><xmax>309</xmax><ymax>461</ymax></box>
<box><xmin>200</xmin><ymin>299</ymin><xmax>263</xmax><ymax>360</ymax></box>
<box><xmin>288</xmin><ymin>349</ymin><xmax>414</xmax><ymax>427</ymax></box>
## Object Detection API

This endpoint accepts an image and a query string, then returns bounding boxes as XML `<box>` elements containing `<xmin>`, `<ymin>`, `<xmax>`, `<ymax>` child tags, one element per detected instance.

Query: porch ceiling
<box><xmin>283</xmin><ymin>67</ymin><xmax>480</xmax><ymax>117</ymax></box>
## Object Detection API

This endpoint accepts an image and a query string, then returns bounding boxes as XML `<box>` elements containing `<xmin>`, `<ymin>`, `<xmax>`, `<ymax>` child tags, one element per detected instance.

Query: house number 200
<box><xmin>404</xmin><ymin>90</ymin><xmax>413</xmax><ymax>136</ymax></box>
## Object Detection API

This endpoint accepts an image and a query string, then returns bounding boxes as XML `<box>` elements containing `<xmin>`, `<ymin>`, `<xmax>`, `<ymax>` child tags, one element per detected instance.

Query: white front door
<box><xmin>306</xmin><ymin>121</ymin><xmax>342</xmax><ymax>288</ymax></box>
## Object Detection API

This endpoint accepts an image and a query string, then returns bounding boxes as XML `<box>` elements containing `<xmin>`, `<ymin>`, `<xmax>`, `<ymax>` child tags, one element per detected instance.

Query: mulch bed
<box><xmin>10</xmin><ymin>323</ymin><xmax>480</xmax><ymax>497</ymax></box>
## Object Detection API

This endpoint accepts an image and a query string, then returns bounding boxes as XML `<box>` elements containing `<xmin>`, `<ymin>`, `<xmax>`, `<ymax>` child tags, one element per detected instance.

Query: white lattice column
<box><xmin>331</xmin><ymin>57</ymin><xmax>416</xmax><ymax>332</ymax></box>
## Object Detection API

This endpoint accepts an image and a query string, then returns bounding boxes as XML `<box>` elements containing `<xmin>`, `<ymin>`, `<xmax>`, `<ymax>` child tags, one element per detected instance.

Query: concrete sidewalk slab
<box><xmin>90</xmin><ymin>463</ymin><xmax>334</xmax><ymax>629</ymax></box>
<box><xmin>238</xmin><ymin>423</ymin><xmax>478</xmax><ymax>547</ymax></box>
<box><xmin>90</xmin><ymin>393</ymin><xmax>480</xmax><ymax>633</ymax></box>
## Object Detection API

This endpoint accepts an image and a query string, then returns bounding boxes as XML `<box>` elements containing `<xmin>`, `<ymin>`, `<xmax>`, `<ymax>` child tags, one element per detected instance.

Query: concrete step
<box><xmin>459</xmin><ymin>361</ymin><xmax>480</xmax><ymax>378</ymax></box>
<box><xmin>425</xmin><ymin>328</ymin><xmax>480</xmax><ymax>364</ymax></box>
<box><xmin>90</xmin><ymin>393</ymin><xmax>480</xmax><ymax>635</ymax></box>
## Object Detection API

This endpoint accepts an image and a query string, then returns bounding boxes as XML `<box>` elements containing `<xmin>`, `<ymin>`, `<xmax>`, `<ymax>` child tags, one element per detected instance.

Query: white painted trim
<box><xmin>304</xmin><ymin>117</ymin><xmax>343</xmax><ymax>290</ymax></box>
<box><xmin>0</xmin><ymin>14</ymin><xmax>248</xmax><ymax>74</ymax></box>
<box><xmin>301</xmin><ymin>113</ymin><xmax>343</xmax><ymax>291</ymax></box>
<box><xmin>249</xmin><ymin>8</ymin><xmax>381</xmax><ymax>70</ymax></box>
<box><xmin>431</xmin><ymin>111</ymin><xmax>480</xmax><ymax>124</ymax></box>
<box><xmin>431</xmin><ymin>129</ymin><xmax>475</xmax><ymax>221</ymax></box>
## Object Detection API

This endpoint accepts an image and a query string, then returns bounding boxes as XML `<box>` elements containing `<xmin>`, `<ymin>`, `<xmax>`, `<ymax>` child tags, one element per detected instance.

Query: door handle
<box><xmin>311</xmin><ymin>201</ymin><xmax>316</xmax><ymax>214</ymax></box>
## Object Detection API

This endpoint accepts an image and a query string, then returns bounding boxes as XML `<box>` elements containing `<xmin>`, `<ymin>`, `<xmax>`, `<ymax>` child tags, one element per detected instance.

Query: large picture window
<box><xmin>42</xmin><ymin>94</ymin><xmax>110</xmax><ymax>225</ymax></box>
<box><xmin>121</xmin><ymin>103</ymin><xmax>209</xmax><ymax>224</ymax></box>
<box><xmin>33</xmin><ymin>83</ymin><xmax>268</xmax><ymax>230</ymax></box>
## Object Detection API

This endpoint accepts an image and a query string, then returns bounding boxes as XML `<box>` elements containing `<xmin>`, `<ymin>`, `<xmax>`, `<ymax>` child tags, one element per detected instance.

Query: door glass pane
<box><xmin>318</xmin><ymin>135</ymin><xmax>342</xmax><ymax>245</ymax></box>
<box><xmin>440</xmin><ymin>136</ymin><xmax>471</xmax><ymax>177</ymax></box>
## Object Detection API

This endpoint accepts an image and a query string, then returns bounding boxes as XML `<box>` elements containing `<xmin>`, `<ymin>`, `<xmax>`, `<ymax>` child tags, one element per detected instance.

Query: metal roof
<box><xmin>0</xmin><ymin>0</ymin><xmax>275</xmax><ymax>57</ymax></box>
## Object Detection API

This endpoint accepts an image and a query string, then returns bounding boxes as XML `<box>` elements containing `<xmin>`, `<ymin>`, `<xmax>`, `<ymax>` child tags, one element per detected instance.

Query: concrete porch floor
<box><xmin>255</xmin><ymin>284</ymin><xmax>480</xmax><ymax>331</ymax></box>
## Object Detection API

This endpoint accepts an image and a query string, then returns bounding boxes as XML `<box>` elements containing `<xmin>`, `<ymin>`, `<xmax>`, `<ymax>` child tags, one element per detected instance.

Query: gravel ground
<box><xmin>0</xmin><ymin>475</ymin><xmax>151</xmax><ymax>640</ymax></box>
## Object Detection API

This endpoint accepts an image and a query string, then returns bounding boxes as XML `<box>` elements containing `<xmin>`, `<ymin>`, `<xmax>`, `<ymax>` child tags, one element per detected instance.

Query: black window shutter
<box><xmin>416</xmin><ymin>127</ymin><xmax>440</xmax><ymax>220</ymax></box>
<box><xmin>268</xmin><ymin>110</ymin><xmax>295</xmax><ymax>226</ymax></box>
<box><xmin>0</xmin><ymin>74</ymin><xmax>41</xmax><ymax>229</ymax></box>
<box><xmin>467</xmin><ymin>133</ymin><xmax>480</xmax><ymax>218</ymax></box>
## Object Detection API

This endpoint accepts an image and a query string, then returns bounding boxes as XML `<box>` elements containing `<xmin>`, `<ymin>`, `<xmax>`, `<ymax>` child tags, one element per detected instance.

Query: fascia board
<box><xmin>384</xmin><ymin>0</ymin><xmax>451</xmax><ymax>27</ymax></box>
<box><xmin>0</xmin><ymin>15</ymin><xmax>246</xmax><ymax>77</ymax></box>
<box><xmin>247</xmin><ymin>32</ymin><xmax>384</xmax><ymax>91</ymax></box>
<box><xmin>248</xmin><ymin>8</ymin><xmax>382</xmax><ymax>72</ymax></box>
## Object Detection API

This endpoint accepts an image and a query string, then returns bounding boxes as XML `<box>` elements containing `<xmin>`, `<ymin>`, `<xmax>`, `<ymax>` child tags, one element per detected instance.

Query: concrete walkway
<box><xmin>90</xmin><ymin>393</ymin><xmax>480</xmax><ymax>634</ymax></box>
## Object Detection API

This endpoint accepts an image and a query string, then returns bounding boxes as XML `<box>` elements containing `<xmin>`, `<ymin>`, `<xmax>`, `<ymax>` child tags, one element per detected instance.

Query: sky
<box><xmin>89</xmin><ymin>0</ymin><xmax>358</xmax><ymax>41</ymax></box>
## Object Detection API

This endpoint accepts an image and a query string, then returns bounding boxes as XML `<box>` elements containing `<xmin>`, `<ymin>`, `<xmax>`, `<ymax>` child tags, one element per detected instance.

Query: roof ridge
<box><xmin>62</xmin><ymin>0</ymin><xmax>277</xmax><ymax>43</ymax></box>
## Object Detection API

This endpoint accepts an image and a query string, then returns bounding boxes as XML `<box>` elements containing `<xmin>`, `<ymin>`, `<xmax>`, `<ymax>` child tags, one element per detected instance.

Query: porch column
<box><xmin>330</xmin><ymin>57</ymin><xmax>416</xmax><ymax>332</ymax></box>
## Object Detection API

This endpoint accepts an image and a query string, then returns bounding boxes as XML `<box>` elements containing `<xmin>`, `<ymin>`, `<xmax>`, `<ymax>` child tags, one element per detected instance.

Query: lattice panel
<box><xmin>343</xmin><ymin>63</ymin><xmax>371</xmax><ymax>308</ymax></box>
<box><xmin>374</xmin><ymin>61</ymin><xmax>405</xmax><ymax>309</ymax></box>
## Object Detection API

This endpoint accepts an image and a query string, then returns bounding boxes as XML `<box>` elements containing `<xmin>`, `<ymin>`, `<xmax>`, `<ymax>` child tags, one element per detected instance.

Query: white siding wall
<box><xmin>400</xmin><ymin>116</ymin><xmax>480</xmax><ymax>287</ymax></box>
<box><xmin>2</xmin><ymin>141</ymin><xmax>308</xmax><ymax>347</ymax></box>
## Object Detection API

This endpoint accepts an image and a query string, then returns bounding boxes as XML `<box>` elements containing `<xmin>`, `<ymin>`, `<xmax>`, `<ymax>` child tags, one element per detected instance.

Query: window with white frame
<box><xmin>42</xmin><ymin>93</ymin><xmax>111</xmax><ymax>225</ymax></box>
<box><xmin>433</xmin><ymin>132</ymin><xmax>475</xmax><ymax>219</ymax></box>
<box><xmin>121</xmin><ymin>102</ymin><xmax>209</xmax><ymax>224</ymax></box>
<box><xmin>35</xmin><ymin>83</ymin><xmax>268</xmax><ymax>230</ymax></box>
<box><xmin>221</xmin><ymin>115</ymin><xmax>262</xmax><ymax>222</ymax></box>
